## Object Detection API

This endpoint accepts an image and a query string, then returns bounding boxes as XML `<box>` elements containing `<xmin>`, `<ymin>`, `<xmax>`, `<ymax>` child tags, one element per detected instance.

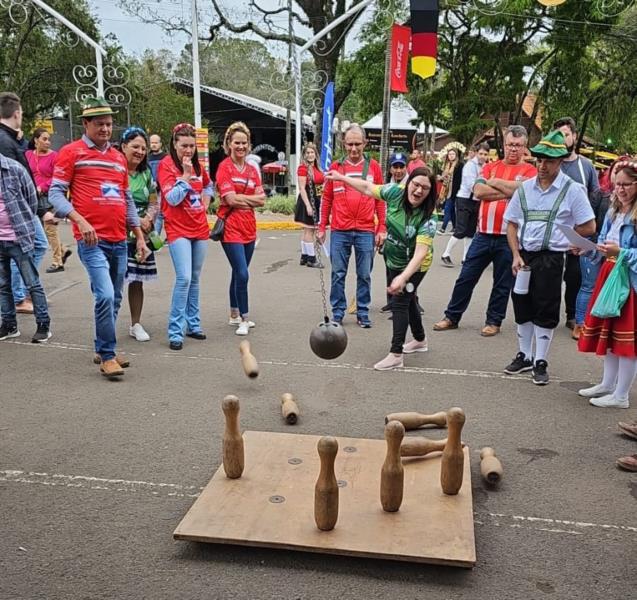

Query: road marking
<box><xmin>2</xmin><ymin>469</ymin><xmax>634</xmax><ymax>537</ymax></box>
<box><xmin>47</xmin><ymin>280</ymin><xmax>82</xmax><ymax>298</ymax></box>
<box><xmin>0</xmin><ymin>338</ymin><xmax>551</xmax><ymax>382</ymax></box>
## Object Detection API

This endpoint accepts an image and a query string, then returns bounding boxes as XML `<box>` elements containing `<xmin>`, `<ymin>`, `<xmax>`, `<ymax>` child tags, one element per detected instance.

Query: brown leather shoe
<box><xmin>433</xmin><ymin>317</ymin><xmax>458</xmax><ymax>331</ymax></box>
<box><xmin>481</xmin><ymin>324</ymin><xmax>501</xmax><ymax>337</ymax></box>
<box><xmin>15</xmin><ymin>299</ymin><xmax>34</xmax><ymax>314</ymax></box>
<box><xmin>618</xmin><ymin>421</ymin><xmax>637</xmax><ymax>440</ymax></box>
<box><xmin>616</xmin><ymin>454</ymin><xmax>637</xmax><ymax>472</ymax></box>
<box><xmin>100</xmin><ymin>358</ymin><xmax>124</xmax><ymax>378</ymax></box>
<box><xmin>93</xmin><ymin>353</ymin><xmax>130</xmax><ymax>368</ymax></box>
<box><xmin>572</xmin><ymin>324</ymin><xmax>582</xmax><ymax>340</ymax></box>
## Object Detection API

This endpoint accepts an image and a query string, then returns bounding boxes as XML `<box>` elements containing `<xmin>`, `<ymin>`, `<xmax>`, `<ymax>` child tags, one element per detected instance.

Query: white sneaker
<box><xmin>578</xmin><ymin>383</ymin><xmax>615</xmax><ymax>397</ymax></box>
<box><xmin>402</xmin><ymin>339</ymin><xmax>428</xmax><ymax>353</ymax></box>
<box><xmin>374</xmin><ymin>353</ymin><xmax>404</xmax><ymax>371</ymax></box>
<box><xmin>129</xmin><ymin>323</ymin><xmax>150</xmax><ymax>342</ymax></box>
<box><xmin>228</xmin><ymin>316</ymin><xmax>255</xmax><ymax>328</ymax></box>
<box><xmin>235</xmin><ymin>321</ymin><xmax>250</xmax><ymax>336</ymax></box>
<box><xmin>589</xmin><ymin>394</ymin><xmax>630</xmax><ymax>409</ymax></box>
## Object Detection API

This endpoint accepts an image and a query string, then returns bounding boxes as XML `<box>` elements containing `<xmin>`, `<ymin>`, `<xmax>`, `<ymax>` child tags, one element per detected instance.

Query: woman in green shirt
<box><xmin>119</xmin><ymin>127</ymin><xmax>158</xmax><ymax>342</ymax></box>
<box><xmin>325</xmin><ymin>167</ymin><xmax>437</xmax><ymax>370</ymax></box>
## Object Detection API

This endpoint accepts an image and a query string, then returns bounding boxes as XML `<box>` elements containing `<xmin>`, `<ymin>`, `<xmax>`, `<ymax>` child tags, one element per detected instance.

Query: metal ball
<box><xmin>309</xmin><ymin>320</ymin><xmax>348</xmax><ymax>360</ymax></box>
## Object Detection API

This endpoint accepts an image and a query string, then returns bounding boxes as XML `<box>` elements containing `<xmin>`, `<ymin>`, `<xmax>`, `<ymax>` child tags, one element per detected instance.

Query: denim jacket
<box><xmin>588</xmin><ymin>209</ymin><xmax>637</xmax><ymax>292</ymax></box>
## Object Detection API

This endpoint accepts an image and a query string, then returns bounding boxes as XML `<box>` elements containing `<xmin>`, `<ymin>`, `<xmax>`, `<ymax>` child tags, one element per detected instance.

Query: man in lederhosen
<box><xmin>503</xmin><ymin>130</ymin><xmax>595</xmax><ymax>385</ymax></box>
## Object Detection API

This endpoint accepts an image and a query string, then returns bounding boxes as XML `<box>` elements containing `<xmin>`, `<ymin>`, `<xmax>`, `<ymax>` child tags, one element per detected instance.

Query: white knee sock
<box><xmin>615</xmin><ymin>356</ymin><xmax>637</xmax><ymax>399</ymax></box>
<box><xmin>300</xmin><ymin>240</ymin><xmax>305</xmax><ymax>254</ymax></box>
<box><xmin>463</xmin><ymin>237</ymin><xmax>473</xmax><ymax>261</ymax></box>
<box><xmin>443</xmin><ymin>236</ymin><xmax>460</xmax><ymax>258</ymax></box>
<box><xmin>303</xmin><ymin>241</ymin><xmax>315</xmax><ymax>257</ymax></box>
<box><xmin>601</xmin><ymin>353</ymin><xmax>619</xmax><ymax>390</ymax></box>
<box><xmin>534</xmin><ymin>326</ymin><xmax>554</xmax><ymax>362</ymax></box>
<box><xmin>517</xmin><ymin>322</ymin><xmax>534</xmax><ymax>360</ymax></box>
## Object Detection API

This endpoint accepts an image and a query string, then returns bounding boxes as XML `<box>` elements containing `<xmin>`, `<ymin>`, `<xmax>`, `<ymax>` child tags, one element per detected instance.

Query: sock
<box><xmin>463</xmin><ymin>237</ymin><xmax>473</xmax><ymax>261</ymax></box>
<box><xmin>303</xmin><ymin>241</ymin><xmax>315</xmax><ymax>257</ymax></box>
<box><xmin>300</xmin><ymin>240</ymin><xmax>305</xmax><ymax>254</ymax></box>
<box><xmin>443</xmin><ymin>236</ymin><xmax>460</xmax><ymax>258</ymax></box>
<box><xmin>517</xmin><ymin>322</ymin><xmax>534</xmax><ymax>360</ymax></box>
<box><xmin>601</xmin><ymin>353</ymin><xmax>619</xmax><ymax>390</ymax></box>
<box><xmin>615</xmin><ymin>356</ymin><xmax>637</xmax><ymax>399</ymax></box>
<box><xmin>534</xmin><ymin>326</ymin><xmax>554</xmax><ymax>362</ymax></box>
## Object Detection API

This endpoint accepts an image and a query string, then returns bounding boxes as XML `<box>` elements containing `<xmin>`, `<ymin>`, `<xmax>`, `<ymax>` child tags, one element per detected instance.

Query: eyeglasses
<box><xmin>614</xmin><ymin>182</ymin><xmax>635</xmax><ymax>188</ymax></box>
<box><xmin>410</xmin><ymin>182</ymin><xmax>431</xmax><ymax>192</ymax></box>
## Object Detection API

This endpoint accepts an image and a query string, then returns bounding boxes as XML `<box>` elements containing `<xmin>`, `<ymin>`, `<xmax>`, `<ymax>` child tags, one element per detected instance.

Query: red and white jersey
<box><xmin>52</xmin><ymin>138</ymin><xmax>129</xmax><ymax>242</ymax></box>
<box><xmin>477</xmin><ymin>160</ymin><xmax>537</xmax><ymax>235</ymax></box>
<box><xmin>216</xmin><ymin>157</ymin><xmax>264</xmax><ymax>244</ymax></box>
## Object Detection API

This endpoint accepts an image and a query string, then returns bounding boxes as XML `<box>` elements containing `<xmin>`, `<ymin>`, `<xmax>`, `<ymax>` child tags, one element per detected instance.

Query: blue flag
<box><xmin>320</xmin><ymin>82</ymin><xmax>335</xmax><ymax>171</ymax></box>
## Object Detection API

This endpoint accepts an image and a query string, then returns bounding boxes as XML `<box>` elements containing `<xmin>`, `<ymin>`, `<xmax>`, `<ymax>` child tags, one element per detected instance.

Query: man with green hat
<box><xmin>49</xmin><ymin>97</ymin><xmax>149</xmax><ymax>379</ymax></box>
<box><xmin>502</xmin><ymin>130</ymin><xmax>595</xmax><ymax>385</ymax></box>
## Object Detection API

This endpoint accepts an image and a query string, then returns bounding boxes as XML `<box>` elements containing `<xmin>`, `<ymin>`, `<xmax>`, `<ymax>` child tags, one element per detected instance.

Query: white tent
<box><xmin>362</xmin><ymin>97</ymin><xmax>447</xmax><ymax>135</ymax></box>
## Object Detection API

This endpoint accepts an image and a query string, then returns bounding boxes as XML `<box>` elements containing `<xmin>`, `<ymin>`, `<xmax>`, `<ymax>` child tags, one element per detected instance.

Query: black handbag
<box><xmin>210</xmin><ymin>207</ymin><xmax>233</xmax><ymax>241</ymax></box>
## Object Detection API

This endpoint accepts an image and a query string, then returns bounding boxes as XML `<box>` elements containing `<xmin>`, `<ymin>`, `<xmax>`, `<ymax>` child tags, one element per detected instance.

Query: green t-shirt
<box><xmin>373</xmin><ymin>183</ymin><xmax>437</xmax><ymax>271</ymax></box>
<box><xmin>128</xmin><ymin>169</ymin><xmax>156</xmax><ymax>217</ymax></box>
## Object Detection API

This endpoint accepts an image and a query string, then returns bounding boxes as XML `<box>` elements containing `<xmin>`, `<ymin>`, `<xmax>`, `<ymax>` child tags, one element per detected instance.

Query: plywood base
<box><xmin>174</xmin><ymin>431</ymin><xmax>475</xmax><ymax>567</ymax></box>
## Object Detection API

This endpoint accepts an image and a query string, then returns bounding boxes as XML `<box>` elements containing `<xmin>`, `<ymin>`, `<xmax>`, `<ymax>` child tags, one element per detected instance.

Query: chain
<box><xmin>306</xmin><ymin>171</ymin><xmax>330</xmax><ymax>323</ymax></box>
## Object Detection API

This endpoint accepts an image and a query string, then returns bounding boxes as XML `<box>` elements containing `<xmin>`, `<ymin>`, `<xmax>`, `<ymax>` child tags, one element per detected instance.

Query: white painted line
<box><xmin>2</xmin><ymin>469</ymin><xmax>634</xmax><ymax>538</ymax></box>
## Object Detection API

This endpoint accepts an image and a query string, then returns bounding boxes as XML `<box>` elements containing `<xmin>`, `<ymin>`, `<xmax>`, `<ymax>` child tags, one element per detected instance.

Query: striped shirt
<box><xmin>49</xmin><ymin>135</ymin><xmax>140</xmax><ymax>242</ymax></box>
<box><xmin>0</xmin><ymin>154</ymin><xmax>38</xmax><ymax>252</ymax></box>
<box><xmin>476</xmin><ymin>160</ymin><xmax>537</xmax><ymax>235</ymax></box>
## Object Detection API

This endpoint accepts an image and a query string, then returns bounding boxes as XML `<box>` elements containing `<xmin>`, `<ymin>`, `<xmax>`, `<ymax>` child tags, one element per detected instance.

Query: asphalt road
<box><xmin>1</xmin><ymin>225</ymin><xmax>635</xmax><ymax>600</ymax></box>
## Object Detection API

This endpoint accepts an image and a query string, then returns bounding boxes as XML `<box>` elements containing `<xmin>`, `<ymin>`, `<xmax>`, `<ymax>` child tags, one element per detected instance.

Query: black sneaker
<box><xmin>45</xmin><ymin>265</ymin><xmax>64</xmax><ymax>273</ymax></box>
<box><xmin>441</xmin><ymin>255</ymin><xmax>454</xmax><ymax>267</ymax></box>
<box><xmin>62</xmin><ymin>248</ymin><xmax>73</xmax><ymax>265</ymax></box>
<box><xmin>0</xmin><ymin>323</ymin><xmax>20</xmax><ymax>340</ymax></box>
<box><xmin>504</xmin><ymin>352</ymin><xmax>533</xmax><ymax>374</ymax></box>
<box><xmin>380</xmin><ymin>303</ymin><xmax>392</xmax><ymax>313</ymax></box>
<box><xmin>532</xmin><ymin>360</ymin><xmax>550</xmax><ymax>385</ymax></box>
<box><xmin>31</xmin><ymin>323</ymin><xmax>51</xmax><ymax>343</ymax></box>
<box><xmin>357</xmin><ymin>317</ymin><xmax>372</xmax><ymax>329</ymax></box>
<box><xmin>169</xmin><ymin>341</ymin><xmax>183</xmax><ymax>351</ymax></box>
<box><xmin>186</xmin><ymin>331</ymin><xmax>207</xmax><ymax>340</ymax></box>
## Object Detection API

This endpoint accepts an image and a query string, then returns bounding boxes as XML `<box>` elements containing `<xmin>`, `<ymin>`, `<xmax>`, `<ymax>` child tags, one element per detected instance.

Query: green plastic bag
<box><xmin>591</xmin><ymin>250</ymin><xmax>631</xmax><ymax>319</ymax></box>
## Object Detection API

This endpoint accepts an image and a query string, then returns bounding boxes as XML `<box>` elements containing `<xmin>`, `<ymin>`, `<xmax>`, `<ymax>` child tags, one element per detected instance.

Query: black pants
<box><xmin>387</xmin><ymin>269</ymin><xmax>427</xmax><ymax>354</ymax></box>
<box><xmin>453</xmin><ymin>196</ymin><xmax>478</xmax><ymax>239</ymax></box>
<box><xmin>512</xmin><ymin>250</ymin><xmax>564</xmax><ymax>329</ymax></box>
<box><xmin>563</xmin><ymin>252</ymin><xmax>581</xmax><ymax>321</ymax></box>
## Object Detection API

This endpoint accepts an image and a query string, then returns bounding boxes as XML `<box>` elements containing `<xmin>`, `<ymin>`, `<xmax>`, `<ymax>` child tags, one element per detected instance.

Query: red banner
<box><xmin>390</xmin><ymin>24</ymin><xmax>411</xmax><ymax>93</ymax></box>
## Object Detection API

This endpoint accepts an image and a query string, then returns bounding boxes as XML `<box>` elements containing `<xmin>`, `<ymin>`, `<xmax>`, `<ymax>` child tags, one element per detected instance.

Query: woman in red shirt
<box><xmin>157</xmin><ymin>123</ymin><xmax>213</xmax><ymax>351</ymax></box>
<box><xmin>26</xmin><ymin>128</ymin><xmax>70</xmax><ymax>273</ymax></box>
<box><xmin>216</xmin><ymin>121</ymin><xmax>266</xmax><ymax>336</ymax></box>
<box><xmin>294</xmin><ymin>142</ymin><xmax>324</xmax><ymax>268</ymax></box>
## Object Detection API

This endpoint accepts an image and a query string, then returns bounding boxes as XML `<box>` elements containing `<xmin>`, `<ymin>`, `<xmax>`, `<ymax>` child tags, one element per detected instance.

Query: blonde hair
<box><xmin>610</xmin><ymin>165</ymin><xmax>637</xmax><ymax>224</ymax></box>
<box><xmin>223</xmin><ymin>121</ymin><xmax>251</xmax><ymax>155</ymax></box>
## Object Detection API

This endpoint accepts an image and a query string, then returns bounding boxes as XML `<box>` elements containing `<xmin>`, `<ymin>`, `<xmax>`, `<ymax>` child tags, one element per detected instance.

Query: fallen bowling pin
<box><xmin>380</xmin><ymin>420</ymin><xmax>405</xmax><ymax>512</ymax></box>
<box><xmin>222</xmin><ymin>395</ymin><xmax>244</xmax><ymax>479</ymax></box>
<box><xmin>384</xmin><ymin>411</ymin><xmax>447</xmax><ymax>430</ymax></box>
<box><xmin>480</xmin><ymin>447</ymin><xmax>503</xmax><ymax>484</ymax></box>
<box><xmin>239</xmin><ymin>340</ymin><xmax>259</xmax><ymax>378</ymax></box>
<box><xmin>401</xmin><ymin>436</ymin><xmax>447</xmax><ymax>457</ymax></box>
<box><xmin>281</xmin><ymin>393</ymin><xmax>300</xmax><ymax>425</ymax></box>
<box><xmin>440</xmin><ymin>407</ymin><xmax>465</xmax><ymax>495</ymax></box>
<box><xmin>314</xmin><ymin>436</ymin><xmax>339</xmax><ymax>531</ymax></box>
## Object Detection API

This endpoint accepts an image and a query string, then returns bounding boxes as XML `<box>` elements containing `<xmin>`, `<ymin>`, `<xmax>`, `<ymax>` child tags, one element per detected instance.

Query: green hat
<box><xmin>530</xmin><ymin>130</ymin><xmax>569</xmax><ymax>159</ymax></box>
<box><xmin>79</xmin><ymin>97</ymin><xmax>115</xmax><ymax>119</ymax></box>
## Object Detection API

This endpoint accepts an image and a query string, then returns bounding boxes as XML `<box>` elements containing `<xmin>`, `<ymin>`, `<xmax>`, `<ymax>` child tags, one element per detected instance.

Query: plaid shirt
<box><xmin>0</xmin><ymin>153</ymin><xmax>38</xmax><ymax>253</ymax></box>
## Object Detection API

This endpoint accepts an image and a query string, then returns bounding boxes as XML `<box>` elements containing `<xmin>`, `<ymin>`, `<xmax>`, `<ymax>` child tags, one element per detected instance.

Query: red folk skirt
<box><xmin>578</xmin><ymin>259</ymin><xmax>637</xmax><ymax>358</ymax></box>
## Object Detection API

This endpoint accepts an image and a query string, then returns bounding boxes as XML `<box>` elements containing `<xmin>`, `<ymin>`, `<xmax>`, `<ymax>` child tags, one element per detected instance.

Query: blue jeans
<box><xmin>329</xmin><ymin>230</ymin><xmax>374</xmax><ymax>320</ymax></box>
<box><xmin>168</xmin><ymin>238</ymin><xmax>208</xmax><ymax>342</ymax></box>
<box><xmin>0</xmin><ymin>241</ymin><xmax>49</xmax><ymax>327</ymax></box>
<box><xmin>575</xmin><ymin>255</ymin><xmax>600</xmax><ymax>325</ymax></box>
<box><xmin>154</xmin><ymin>209</ymin><xmax>164</xmax><ymax>235</ymax></box>
<box><xmin>12</xmin><ymin>217</ymin><xmax>47</xmax><ymax>303</ymax></box>
<box><xmin>77</xmin><ymin>240</ymin><xmax>128</xmax><ymax>360</ymax></box>
<box><xmin>221</xmin><ymin>241</ymin><xmax>255</xmax><ymax>316</ymax></box>
<box><xmin>445</xmin><ymin>233</ymin><xmax>513</xmax><ymax>326</ymax></box>
<box><xmin>441</xmin><ymin>197</ymin><xmax>456</xmax><ymax>231</ymax></box>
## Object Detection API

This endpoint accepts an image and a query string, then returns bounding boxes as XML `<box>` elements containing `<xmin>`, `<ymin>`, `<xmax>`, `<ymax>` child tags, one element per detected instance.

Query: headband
<box><xmin>121</xmin><ymin>126</ymin><xmax>147</xmax><ymax>142</ymax></box>
<box><xmin>615</xmin><ymin>160</ymin><xmax>637</xmax><ymax>172</ymax></box>
<box><xmin>173</xmin><ymin>122</ymin><xmax>195</xmax><ymax>135</ymax></box>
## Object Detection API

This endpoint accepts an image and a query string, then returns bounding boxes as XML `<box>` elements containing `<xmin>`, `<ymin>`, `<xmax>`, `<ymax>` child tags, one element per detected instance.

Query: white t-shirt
<box><xmin>504</xmin><ymin>171</ymin><xmax>594</xmax><ymax>252</ymax></box>
<box><xmin>606</xmin><ymin>212</ymin><xmax>624</xmax><ymax>244</ymax></box>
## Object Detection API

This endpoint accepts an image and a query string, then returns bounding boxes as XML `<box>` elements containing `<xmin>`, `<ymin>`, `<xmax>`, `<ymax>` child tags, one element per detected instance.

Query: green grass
<box><xmin>256</xmin><ymin>194</ymin><xmax>296</xmax><ymax>215</ymax></box>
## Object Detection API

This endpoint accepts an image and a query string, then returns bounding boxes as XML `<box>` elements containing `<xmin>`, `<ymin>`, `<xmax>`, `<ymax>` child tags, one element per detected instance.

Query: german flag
<box><xmin>410</xmin><ymin>0</ymin><xmax>439</xmax><ymax>80</ymax></box>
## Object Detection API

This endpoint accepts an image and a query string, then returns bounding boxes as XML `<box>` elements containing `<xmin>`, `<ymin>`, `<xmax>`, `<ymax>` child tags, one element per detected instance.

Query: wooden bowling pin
<box><xmin>281</xmin><ymin>393</ymin><xmax>299</xmax><ymax>425</ymax></box>
<box><xmin>221</xmin><ymin>395</ymin><xmax>244</xmax><ymax>479</ymax></box>
<box><xmin>239</xmin><ymin>340</ymin><xmax>259</xmax><ymax>378</ymax></box>
<box><xmin>384</xmin><ymin>411</ymin><xmax>447</xmax><ymax>430</ymax></box>
<box><xmin>314</xmin><ymin>437</ymin><xmax>339</xmax><ymax>531</ymax></box>
<box><xmin>480</xmin><ymin>447</ymin><xmax>503</xmax><ymax>484</ymax></box>
<box><xmin>401</xmin><ymin>436</ymin><xmax>447</xmax><ymax>457</ymax></box>
<box><xmin>380</xmin><ymin>420</ymin><xmax>405</xmax><ymax>512</ymax></box>
<box><xmin>440</xmin><ymin>407</ymin><xmax>465</xmax><ymax>495</ymax></box>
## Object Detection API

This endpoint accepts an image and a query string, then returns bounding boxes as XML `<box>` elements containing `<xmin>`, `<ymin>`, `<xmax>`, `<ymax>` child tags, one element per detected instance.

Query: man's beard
<box><xmin>566</xmin><ymin>143</ymin><xmax>575</xmax><ymax>154</ymax></box>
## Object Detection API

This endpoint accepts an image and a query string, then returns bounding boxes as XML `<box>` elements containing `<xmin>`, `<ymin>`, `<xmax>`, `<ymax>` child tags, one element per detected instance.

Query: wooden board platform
<box><xmin>174</xmin><ymin>431</ymin><xmax>475</xmax><ymax>567</ymax></box>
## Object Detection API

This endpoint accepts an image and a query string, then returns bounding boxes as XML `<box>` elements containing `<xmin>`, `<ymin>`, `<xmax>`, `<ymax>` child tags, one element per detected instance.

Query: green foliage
<box><xmin>256</xmin><ymin>195</ymin><xmax>296</xmax><ymax>215</ymax></box>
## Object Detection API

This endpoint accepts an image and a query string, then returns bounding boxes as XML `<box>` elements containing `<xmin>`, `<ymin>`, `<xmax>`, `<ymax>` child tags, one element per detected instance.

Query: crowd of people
<box><xmin>1</xmin><ymin>91</ymin><xmax>636</xmax><ymax>470</ymax></box>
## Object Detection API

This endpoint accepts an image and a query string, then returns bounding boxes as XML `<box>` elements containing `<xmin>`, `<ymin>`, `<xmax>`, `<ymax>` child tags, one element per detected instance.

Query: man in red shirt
<box><xmin>318</xmin><ymin>125</ymin><xmax>385</xmax><ymax>326</ymax></box>
<box><xmin>433</xmin><ymin>125</ymin><xmax>537</xmax><ymax>336</ymax></box>
<box><xmin>49</xmin><ymin>97</ymin><xmax>149</xmax><ymax>378</ymax></box>
<box><xmin>407</xmin><ymin>148</ymin><xmax>427</xmax><ymax>174</ymax></box>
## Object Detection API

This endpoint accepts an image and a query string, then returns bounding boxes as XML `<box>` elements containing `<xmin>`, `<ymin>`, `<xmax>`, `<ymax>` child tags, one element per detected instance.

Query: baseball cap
<box><xmin>390</xmin><ymin>152</ymin><xmax>407</xmax><ymax>166</ymax></box>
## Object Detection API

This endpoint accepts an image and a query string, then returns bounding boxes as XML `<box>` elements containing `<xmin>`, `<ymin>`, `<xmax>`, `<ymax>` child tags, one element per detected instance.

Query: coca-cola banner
<box><xmin>390</xmin><ymin>24</ymin><xmax>411</xmax><ymax>93</ymax></box>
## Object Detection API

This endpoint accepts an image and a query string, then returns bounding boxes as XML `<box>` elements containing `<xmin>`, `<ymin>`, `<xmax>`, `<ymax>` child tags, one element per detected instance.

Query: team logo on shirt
<box><xmin>101</xmin><ymin>182</ymin><xmax>121</xmax><ymax>198</ymax></box>
<box><xmin>190</xmin><ymin>193</ymin><xmax>202</xmax><ymax>208</ymax></box>
<box><xmin>405</xmin><ymin>225</ymin><xmax>417</xmax><ymax>238</ymax></box>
